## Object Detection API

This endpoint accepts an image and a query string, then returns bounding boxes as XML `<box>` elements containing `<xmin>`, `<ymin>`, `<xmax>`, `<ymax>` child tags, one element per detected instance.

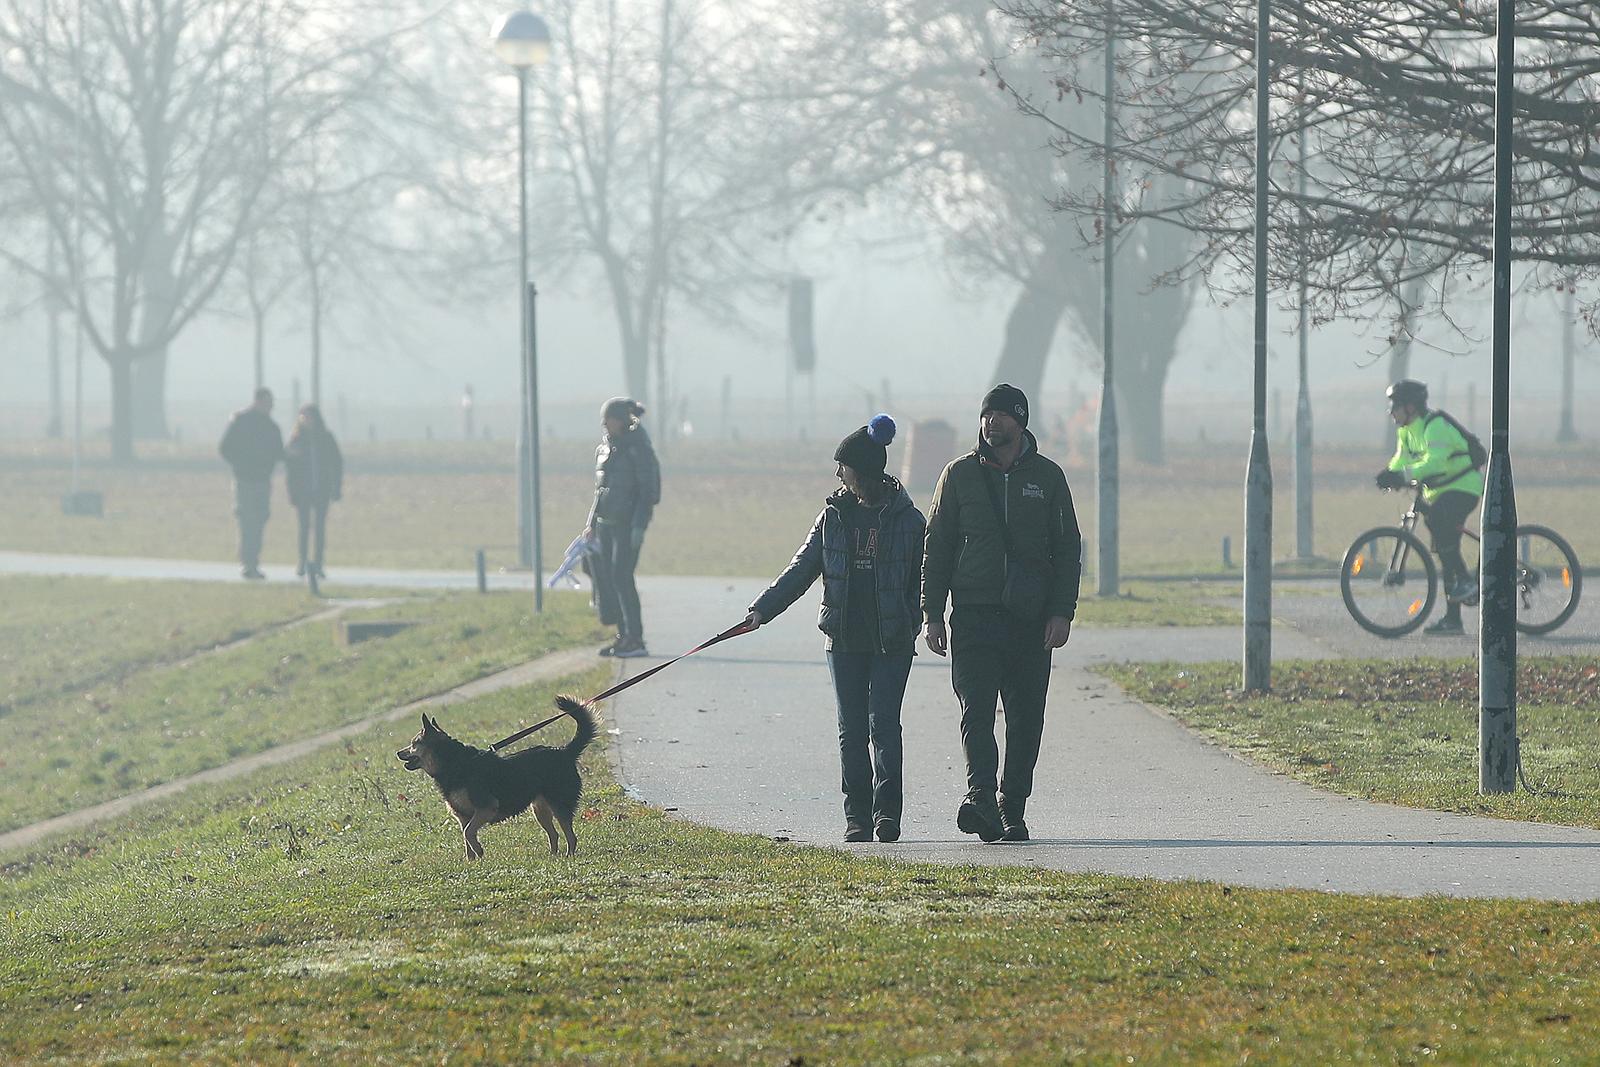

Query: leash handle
<box><xmin>488</xmin><ymin>619</ymin><xmax>755</xmax><ymax>752</ymax></box>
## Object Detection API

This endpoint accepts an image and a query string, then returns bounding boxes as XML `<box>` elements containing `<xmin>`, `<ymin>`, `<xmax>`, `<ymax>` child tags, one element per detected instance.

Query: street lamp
<box><xmin>491</xmin><ymin>9</ymin><xmax>551</xmax><ymax>608</ymax></box>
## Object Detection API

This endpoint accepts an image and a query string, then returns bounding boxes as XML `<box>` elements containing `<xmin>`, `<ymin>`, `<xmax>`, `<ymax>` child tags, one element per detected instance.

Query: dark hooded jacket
<box><xmin>921</xmin><ymin>428</ymin><xmax>1082</xmax><ymax>622</ymax></box>
<box><xmin>751</xmin><ymin>479</ymin><xmax>926</xmax><ymax>654</ymax></box>
<box><xmin>219</xmin><ymin>408</ymin><xmax>284</xmax><ymax>482</ymax></box>
<box><xmin>284</xmin><ymin>427</ymin><xmax>344</xmax><ymax>508</ymax></box>
<box><xmin>588</xmin><ymin>423</ymin><xmax>661</xmax><ymax>529</ymax></box>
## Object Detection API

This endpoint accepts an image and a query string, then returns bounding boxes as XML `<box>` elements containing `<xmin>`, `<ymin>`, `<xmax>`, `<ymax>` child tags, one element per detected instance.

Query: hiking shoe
<box><xmin>1000</xmin><ymin>797</ymin><xmax>1029</xmax><ymax>842</ymax></box>
<box><xmin>295</xmin><ymin>562</ymin><xmax>306</xmax><ymax>577</ymax></box>
<box><xmin>844</xmin><ymin>823</ymin><xmax>872</xmax><ymax>843</ymax></box>
<box><xmin>875</xmin><ymin>821</ymin><xmax>901</xmax><ymax>843</ymax></box>
<box><xmin>1424</xmin><ymin>616</ymin><xmax>1464</xmax><ymax>636</ymax></box>
<box><xmin>242</xmin><ymin>567</ymin><xmax>266</xmax><ymax>580</ymax></box>
<box><xmin>1447</xmin><ymin>577</ymin><xmax>1478</xmax><ymax>604</ymax></box>
<box><xmin>612</xmin><ymin>638</ymin><xmax>650</xmax><ymax>659</ymax></box>
<box><xmin>956</xmin><ymin>794</ymin><xmax>1005</xmax><ymax>842</ymax></box>
<box><xmin>597</xmin><ymin>637</ymin><xmax>624</xmax><ymax>657</ymax></box>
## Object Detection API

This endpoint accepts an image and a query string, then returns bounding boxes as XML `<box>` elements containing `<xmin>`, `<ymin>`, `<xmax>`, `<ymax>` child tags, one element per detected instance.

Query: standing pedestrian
<box><xmin>283</xmin><ymin>403</ymin><xmax>344</xmax><ymax>579</ymax></box>
<box><xmin>585</xmin><ymin>397</ymin><xmax>660</xmax><ymax>658</ymax></box>
<box><xmin>744</xmin><ymin>415</ymin><xmax>924</xmax><ymax>843</ymax></box>
<box><xmin>219</xmin><ymin>387</ymin><xmax>284</xmax><ymax>580</ymax></box>
<box><xmin>921</xmin><ymin>384</ymin><xmax>1082</xmax><ymax>842</ymax></box>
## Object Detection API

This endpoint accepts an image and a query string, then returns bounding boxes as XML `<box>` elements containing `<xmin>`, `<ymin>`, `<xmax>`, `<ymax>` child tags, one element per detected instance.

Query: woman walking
<box><xmin>743</xmin><ymin>415</ymin><xmax>925</xmax><ymax>843</ymax></box>
<box><xmin>586</xmin><ymin>397</ymin><xmax>661</xmax><ymax>658</ymax></box>
<box><xmin>283</xmin><ymin>404</ymin><xmax>343</xmax><ymax>579</ymax></box>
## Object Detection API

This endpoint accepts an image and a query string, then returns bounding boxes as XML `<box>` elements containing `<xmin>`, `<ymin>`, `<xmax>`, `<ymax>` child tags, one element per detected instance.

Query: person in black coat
<box><xmin>283</xmin><ymin>404</ymin><xmax>343</xmax><ymax>579</ymax></box>
<box><xmin>743</xmin><ymin>415</ymin><xmax>926</xmax><ymax>844</ymax></box>
<box><xmin>584</xmin><ymin>397</ymin><xmax>661</xmax><ymax>658</ymax></box>
<box><xmin>218</xmin><ymin>387</ymin><xmax>284</xmax><ymax>579</ymax></box>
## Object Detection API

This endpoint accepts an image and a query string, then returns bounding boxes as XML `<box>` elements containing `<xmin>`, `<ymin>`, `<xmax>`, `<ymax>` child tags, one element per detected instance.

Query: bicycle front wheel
<box><xmin>1514</xmin><ymin>524</ymin><xmax>1582</xmax><ymax>636</ymax></box>
<box><xmin>1341</xmin><ymin>526</ymin><xmax>1437</xmax><ymax>638</ymax></box>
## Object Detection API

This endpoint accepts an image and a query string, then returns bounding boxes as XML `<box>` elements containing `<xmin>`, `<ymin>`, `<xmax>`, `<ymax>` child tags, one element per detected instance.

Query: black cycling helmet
<box><xmin>1386</xmin><ymin>379</ymin><xmax>1428</xmax><ymax>409</ymax></box>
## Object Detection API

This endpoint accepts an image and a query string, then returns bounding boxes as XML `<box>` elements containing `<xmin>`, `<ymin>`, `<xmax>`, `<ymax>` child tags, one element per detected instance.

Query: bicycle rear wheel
<box><xmin>1513</xmin><ymin>524</ymin><xmax>1582</xmax><ymax>635</ymax></box>
<box><xmin>1341</xmin><ymin>526</ymin><xmax>1437</xmax><ymax>637</ymax></box>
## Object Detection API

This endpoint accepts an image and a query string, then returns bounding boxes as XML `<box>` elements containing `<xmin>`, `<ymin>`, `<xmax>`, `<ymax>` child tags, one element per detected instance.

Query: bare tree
<box><xmin>0</xmin><ymin>0</ymin><xmax>387</xmax><ymax>461</ymax></box>
<box><xmin>998</xmin><ymin>0</ymin><xmax>1600</xmax><ymax>323</ymax></box>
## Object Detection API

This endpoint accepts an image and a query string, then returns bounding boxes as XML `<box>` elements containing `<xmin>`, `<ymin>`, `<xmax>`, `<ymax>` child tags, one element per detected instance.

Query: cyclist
<box><xmin>1375</xmin><ymin>379</ymin><xmax>1485</xmax><ymax>635</ymax></box>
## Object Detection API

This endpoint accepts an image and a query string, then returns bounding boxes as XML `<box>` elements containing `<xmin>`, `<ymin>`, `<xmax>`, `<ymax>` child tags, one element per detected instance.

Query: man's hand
<box><xmin>743</xmin><ymin>608</ymin><xmax>764</xmax><ymax>630</ymax></box>
<box><xmin>630</xmin><ymin>526</ymin><xmax>647</xmax><ymax>552</ymax></box>
<box><xmin>1375</xmin><ymin>468</ymin><xmax>1406</xmax><ymax>490</ymax></box>
<box><xmin>1044</xmin><ymin>616</ymin><xmax>1072</xmax><ymax>649</ymax></box>
<box><xmin>924</xmin><ymin>619</ymin><xmax>948</xmax><ymax>657</ymax></box>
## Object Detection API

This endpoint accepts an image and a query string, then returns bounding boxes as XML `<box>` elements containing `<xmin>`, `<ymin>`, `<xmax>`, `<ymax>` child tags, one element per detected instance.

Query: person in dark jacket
<box><xmin>283</xmin><ymin>403</ymin><xmax>344</xmax><ymax>579</ymax></box>
<box><xmin>744</xmin><ymin>415</ymin><xmax>926</xmax><ymax>844</ymax></box>
<box><xmin>585</xmin><ymin>397</ymin><xmax>661</xmax><ymax>658</ymax></box>
<box><xmin>218</xmin><ymin>387</ymin><xmax>284</xmax><ymax>580</ymax></box>
<box><xmin>922</xmin><ymin>384</ymin><xmax>1082</xmax><ymax>843</ymax></box>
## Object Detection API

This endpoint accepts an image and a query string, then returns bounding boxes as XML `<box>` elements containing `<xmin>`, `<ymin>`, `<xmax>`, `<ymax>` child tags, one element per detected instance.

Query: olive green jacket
<box><xmin>921</xmin><ymin>430</ymin><xmax>1082</xmax><ymax>623</ymax></box>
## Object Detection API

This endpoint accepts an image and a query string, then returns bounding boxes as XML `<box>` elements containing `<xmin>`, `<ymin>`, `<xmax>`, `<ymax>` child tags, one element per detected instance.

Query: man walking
<box><xmin>922</xmin><ymin>384</ymin><xmax>1082</xmax><ymax>842</ymax></box>
<box><xmin>219</xmin><ymin>387</ymin><xmax>284</xmax><ymax>580</ymax></box>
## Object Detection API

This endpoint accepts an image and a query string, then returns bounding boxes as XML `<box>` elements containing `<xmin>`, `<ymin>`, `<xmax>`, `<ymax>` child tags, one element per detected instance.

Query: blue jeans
<box><xmin>825</xmin><ymin>651</ymin><xmax>913</xmax><ymax>828</ymax></box>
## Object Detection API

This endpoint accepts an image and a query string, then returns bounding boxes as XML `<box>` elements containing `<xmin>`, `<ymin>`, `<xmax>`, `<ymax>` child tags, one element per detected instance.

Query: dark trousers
<box><xmin>233</xmin><ymin>478</ymin><xmax>271</xmax><ymax>570</ymax></box>
<box><xmin>296</xmin><ymin>503</ymin><xmax>328</xmax><ymax>570</ymax></box>
<box><xmin>826</xmin><ymin>651</ymin><xmax>912</xmax><ymax>828</ymax></box>
<box><xmin>593</xmin><ymin>523</ymin><xmax>644</xmax><ymax>639</ymax></box>
<box><xmin>950</xmin><ymin>606</ymin><xmax>1053</xmax><ymax>803</ymax></box>
<box><xmin>1425</xmin><ymin>490</ymin><xmax>1479</xmax><ymax>614</ymax></box>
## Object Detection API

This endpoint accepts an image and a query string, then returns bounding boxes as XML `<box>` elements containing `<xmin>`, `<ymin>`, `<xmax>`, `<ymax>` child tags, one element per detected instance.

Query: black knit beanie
<box><xmin>981</xmin><ymin>383</ymin><xmax>1029</xmax><ymax>428</ymax></box>
<box><xmin>833</xmin><ymin>414</ymin><xmax>897</xmax><ymax>477</ymax></box>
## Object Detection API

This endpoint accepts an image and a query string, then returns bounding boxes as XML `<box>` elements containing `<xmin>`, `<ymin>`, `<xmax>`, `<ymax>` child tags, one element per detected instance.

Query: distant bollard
<box><xmin>1222</xmin><ymin>535</ymin><xmax>1234</xmax><ymax>569</ymax></box>
<box><xmin>476</xmin><ymin>549</ymin><xmax>488</xmax><ymax>594</ymax></box>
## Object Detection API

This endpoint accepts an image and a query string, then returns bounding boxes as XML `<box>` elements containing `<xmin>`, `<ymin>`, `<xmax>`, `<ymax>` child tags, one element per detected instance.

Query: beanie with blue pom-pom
<box><xmin>833</xmin><ymin>413</ymin><xmax>897</xmax><ymax>478</ymax></box>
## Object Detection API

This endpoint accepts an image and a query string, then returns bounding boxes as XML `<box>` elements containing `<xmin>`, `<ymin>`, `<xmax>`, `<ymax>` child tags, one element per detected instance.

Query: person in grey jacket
<box><xmin>585</xmin><ymin>397</ymin><xmax>661</xmax><ymax>658</ymax></box>
<box><xmin>743</xmin><ymin>415</ymin><xmax>926</xmax><ymax>843</ymax></box>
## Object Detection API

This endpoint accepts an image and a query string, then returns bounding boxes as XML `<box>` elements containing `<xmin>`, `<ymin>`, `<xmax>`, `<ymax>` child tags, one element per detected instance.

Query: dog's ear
<box><xmin>427</xmin><ymin>714</ymin><xmax>442</xmax><ymax>733</ymax></box>
<box><xmin>420</xmin><ymin>712</ymin><xmax>433</xmax><ymax>733</ymax></box>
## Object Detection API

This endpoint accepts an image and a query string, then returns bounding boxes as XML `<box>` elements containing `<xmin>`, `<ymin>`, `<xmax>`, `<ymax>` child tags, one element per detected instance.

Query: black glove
<box><xmin>1375</xmin><ymin>468</ymin><xmax>1406</xmax><ymax>490</ymax></box>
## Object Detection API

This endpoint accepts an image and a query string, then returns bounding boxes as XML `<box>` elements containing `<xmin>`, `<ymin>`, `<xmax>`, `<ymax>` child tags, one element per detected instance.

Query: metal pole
<box><xmin>527</xmin><ymin>280</ymin><xmax>544</xmax><ymax>611</ymax></box>
<box><xmin>1480</xmin><ymin>0</ymin><xmax>1518</xmax><ymax>794</ymax></box>
<box><xmin>1243</xmin><ymin>0</ymin><xmax>1273</xmax><ymax>692</ymax></box>
<box><xmin>1557</xmin><ymin>280</ymin><xmax>1577</xmax><ymax>443</ymax></box>
<box><xmin>1294</xmin><ymin>69</ymin><xmax>1313</xmax><ymax>560</ymax></box>
<box><xmin>1097</xmin><ymin>2</ymin><xmax>1119</xmax><ymax>598</ymax></box>
<box><xmin>71</xmin><ymin>0</ymin><xmax>84</xmax><ymax>493</ymax></box>
<box><xmin>515</xmin><ymin>71</ymin><xmax>533</xmax><ymax>569</ymax></box>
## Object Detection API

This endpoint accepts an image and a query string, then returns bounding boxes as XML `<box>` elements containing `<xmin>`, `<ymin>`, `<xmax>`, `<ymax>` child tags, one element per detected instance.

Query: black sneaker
<box><xmin>1447</xmin><ymin>577</ymin><xmax>1479</xmax><ymax>604</ymax></box>
<box><xmin>1424</xmin><ymin>616</ymin><xmax>1464</xmax><ymax>635</ymax></box>
<box><xmin>956</xmin><ymin>794</ymin><xmax>1005</xmax><ymax>842</ymax></box>
<box><xmin>597</xmin><ymin>638</ymin><xmax>623</xmax><ymax>658</ymax></box>
<box><xmin>612</xmin><ymin>638</ymin><xmax>650</xmax><ymax>659</ymax></box>
<box><xmin>875</xmin><ymin>821</ymin><xmax>901</xmax><ymax>843</ymax></box>
<box><xmin>242</xmin><ymin>567</ymin><xmax>266</xmax><ymax>580</ymax></box>
<box><xmin>295</xmin><ymin>562</ymin><xmax>306</xmax><ymax>577</ymax></box>
<box><xmin>844</xmin><ymin>823</ymin><xmax>872</xmax><ymax>843</ymax></box>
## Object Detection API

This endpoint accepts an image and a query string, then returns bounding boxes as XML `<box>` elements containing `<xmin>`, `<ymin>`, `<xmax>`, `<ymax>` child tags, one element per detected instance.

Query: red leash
<box><xmin>489</xmin><ymin>620</ymin><xmax>756</xmax><ymax>752</ymax></box>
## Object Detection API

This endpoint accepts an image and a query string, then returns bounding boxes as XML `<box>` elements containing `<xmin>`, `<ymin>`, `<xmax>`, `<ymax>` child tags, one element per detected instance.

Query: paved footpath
<box><xmin>610</xmin><ymin>576</ymin><xmax>1600</xmax><ymax>901</ymax></box>
<box><xmin>8</xmin><ymin>551</ymin><xmax>1600</xmax><ymax>899</ymax></box>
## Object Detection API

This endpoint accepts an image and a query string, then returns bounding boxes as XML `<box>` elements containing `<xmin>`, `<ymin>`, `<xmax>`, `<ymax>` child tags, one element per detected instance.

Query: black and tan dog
<box><xmin>396</xmin><ymin>696</ymin><xmax>595</xmax><ymax>860</ymax></box>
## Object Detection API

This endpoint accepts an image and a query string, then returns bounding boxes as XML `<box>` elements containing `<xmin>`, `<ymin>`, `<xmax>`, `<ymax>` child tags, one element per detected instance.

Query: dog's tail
<box><xmin>555</xmin><ymin>695</ymin><xmax>596</xmax><ymax>757</ymax></box>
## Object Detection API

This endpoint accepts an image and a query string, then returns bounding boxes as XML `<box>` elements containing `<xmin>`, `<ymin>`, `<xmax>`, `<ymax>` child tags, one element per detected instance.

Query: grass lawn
<box><xmin>1105</xmin><ymin>657</ymin><xmax>1600</xmax><ymax>829</ymax></box>
<box><xmin>7</xmin><ymin>439</ymin><xmax>1598</xmax><ymax>579</ymax></box>
<box><xmin>0</xmin><ymin>587</ymin><xmax>604</xmax><ymax>833</ymax></box>
<box><xmin>3</xmin><ymin>674</ymin><xmax>1600</xmax><ymax>1063</ymax></box>
<box><xmin>0</xmin><ymin>575</ymin><xmax>323</xmax><ymax>712</ymax></box>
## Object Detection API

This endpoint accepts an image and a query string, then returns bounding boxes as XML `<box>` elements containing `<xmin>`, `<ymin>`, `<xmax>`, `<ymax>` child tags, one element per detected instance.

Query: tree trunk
<box><xmin>131</xmin><ymin>349</ymin><xmax>170</xmax><ymax>439</ymax></box>
<box><xmin>109</xmin><ymin>352</ymin><xmax>135</xmax><ymax>463</ymax></box>
<box><xmin>621</xmin><ymin>331</ymin><xmax>650</xmax><ymax>406</ymax></box>
<box><xmin>1121</xmin><ymin>356</ymin><xmax>1170</xmax><ymax>464</ymax></box>
<box><xmin>991</xmin><ymin>283</ymin><xmax>1070</xmax><ymax>408</ymax></box>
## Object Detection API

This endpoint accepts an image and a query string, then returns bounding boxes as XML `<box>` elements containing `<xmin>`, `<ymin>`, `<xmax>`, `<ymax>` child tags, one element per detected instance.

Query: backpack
<box><xmin>1425</xmin><ymin>409</ymin><xmax>1488</xmax><ymax>472</ymax></box>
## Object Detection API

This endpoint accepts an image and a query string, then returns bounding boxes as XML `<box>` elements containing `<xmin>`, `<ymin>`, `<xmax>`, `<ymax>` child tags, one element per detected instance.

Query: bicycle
<box><xmin>1340</xmin><ymin>483</ymin><xmax>1582</xmax><ymax>638</ymax></box>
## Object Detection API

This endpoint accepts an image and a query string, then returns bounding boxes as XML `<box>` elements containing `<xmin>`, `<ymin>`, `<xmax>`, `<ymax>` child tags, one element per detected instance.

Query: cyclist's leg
<box><xmin>1425</xmin><ymin>490</ymin><xmax>1479</xmax><ymax>613</ymax></box>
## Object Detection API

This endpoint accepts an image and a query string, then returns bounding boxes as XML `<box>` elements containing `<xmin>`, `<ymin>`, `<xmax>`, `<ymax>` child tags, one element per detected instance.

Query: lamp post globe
<box><xmin>492</xmin><ymin>10</ymin><xmax>551</xmax><ymax>69</ymax></box>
